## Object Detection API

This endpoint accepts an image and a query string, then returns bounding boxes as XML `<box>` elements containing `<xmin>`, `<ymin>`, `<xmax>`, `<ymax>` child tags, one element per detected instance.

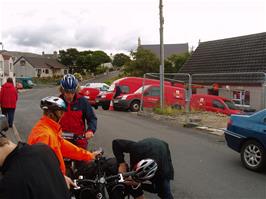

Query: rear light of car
<box><xmin>227</xmin><ymin>119</ymin><xmax>233</xmax><ymax>128</ymax></box>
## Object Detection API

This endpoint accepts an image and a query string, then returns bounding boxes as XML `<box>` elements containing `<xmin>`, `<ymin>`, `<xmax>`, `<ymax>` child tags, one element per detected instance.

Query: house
<box><xmin>179</xmin><ymin>32</ymin><xmax>266</xmax><ymax>110</ymax></box>
<box><xmin>0</xmin><ymin>54</ymin><xmax>15</xmax><ymax>86</ymax></box>
<box><xmin>138</xmin><ymin>38</ymin><xmax>189</xmax><ymax>59</ymax></box>
<box><xmin>14</xmin><ymin>56</ymin><xmax>68</xmax><ymax>78</ymax></box>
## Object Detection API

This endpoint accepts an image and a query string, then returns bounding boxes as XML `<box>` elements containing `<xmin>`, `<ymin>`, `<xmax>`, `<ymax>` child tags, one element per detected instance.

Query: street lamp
<box><xmin>159</xmin><ymin>0</ymin><xmax>165</xmax><ymax>109</ymax></box>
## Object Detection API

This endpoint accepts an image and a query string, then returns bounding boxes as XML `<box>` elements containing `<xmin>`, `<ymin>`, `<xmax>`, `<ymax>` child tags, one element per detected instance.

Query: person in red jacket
<box><xmin>0</xmin><ymin>77</ymin><xmax>18</xmax><ymax>128</ymax></box>
<box><xmin>59</xmin><ymin>74</ymin><xmax>97</xmax><ymax>149</ymax></box>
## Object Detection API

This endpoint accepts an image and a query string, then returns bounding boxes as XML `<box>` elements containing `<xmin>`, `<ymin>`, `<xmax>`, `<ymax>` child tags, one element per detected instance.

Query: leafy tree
<box><xmin>165</xmin><ymin>52</ymin><xmax>191</xmax><ymax>73</ymax></box>
<box><xmin>58</xmin><ymin>48</ymin><xmax>79</xmax><ymax>66</ymax></box>
<box><xmin>112</xmin><ymin>53</ymin><xmax>131</xmax><ymax>67</ymax></box>
<box><xmin>90</xmin><ymin>51</ymin><xmax>111</xmax><ymax>72</ymax></box>
<box><xmin>124</xmin><ymin>47</ymin><xmax>160</xmax><ymax>77</ymax></box>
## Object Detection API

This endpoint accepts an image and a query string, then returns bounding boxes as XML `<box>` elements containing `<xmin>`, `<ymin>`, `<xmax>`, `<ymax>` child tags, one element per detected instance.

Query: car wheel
<box><xmin>130</xmin><ymin>101</ymin><xmax>140</xmax><ymax>112</ymax></box>
<box><xmin>93</xmin><ymin>105</ymin><xmax>98</xmax><ymax>110</ymax></box>
<box><xmin>240</xmin><ymin>140</ymin><xmax>266</xmax><ymax>172</ymax></box>
<box><xmin>102</xmin><ymin>104</ymin><xmax>110</xmax><ymax>110</ymax></box>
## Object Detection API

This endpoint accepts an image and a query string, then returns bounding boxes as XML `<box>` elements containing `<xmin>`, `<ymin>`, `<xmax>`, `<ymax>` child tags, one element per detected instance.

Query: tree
<box><xmin>124</xmin><ymin>47</ymin><xmax>160</xmax><ymax>77</ymax></box>
<box><xmin>164</xmin><ymin>52</ymin><xmax>191</xmax><ymax>73</ymax></box>
<box><xmin>90</xmin><ymin>51</ymin><xmax>111</xmax><ymax>72</ymax></box>
<box><xmin>58</xmin><ymin>48</ymin><xmax>79</xmax><ymax>67</ymax></box>
<box><xmin>112</xmin><ymin>53</ymin><xmax>131</xmax><ymax>67</ymax></box>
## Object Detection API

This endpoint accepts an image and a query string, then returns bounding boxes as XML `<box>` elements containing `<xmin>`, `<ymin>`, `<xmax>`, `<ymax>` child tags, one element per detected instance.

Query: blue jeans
<box><xmin>1</xmin><ymin>108</ymin><xmax>15</xmax><ymax>127</ymax></box>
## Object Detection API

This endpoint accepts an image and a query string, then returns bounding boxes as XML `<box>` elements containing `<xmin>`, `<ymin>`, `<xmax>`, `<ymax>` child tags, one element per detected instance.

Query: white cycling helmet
<box><xmin>40</xmin><ymin>96</ymin><xmax>67</xmax><ymax>111</ymax></box>
<box><xmin>133</xmin><ymin>159</ymin><xmax>158</xmax><ymax>182</ymax></box>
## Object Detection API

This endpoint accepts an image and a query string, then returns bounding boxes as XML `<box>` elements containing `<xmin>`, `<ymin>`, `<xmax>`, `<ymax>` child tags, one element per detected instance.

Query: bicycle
<box><xmin>72</xmin><ymin>153</ymin><xmax>136</xmax><ymax>199</ymax></box>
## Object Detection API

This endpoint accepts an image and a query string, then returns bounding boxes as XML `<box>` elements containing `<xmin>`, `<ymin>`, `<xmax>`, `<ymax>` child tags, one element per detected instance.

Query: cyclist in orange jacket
<box><xmin>28</xmin><ymin>96</ymin><xmax>101</xmax><ymax>188</ymax></box>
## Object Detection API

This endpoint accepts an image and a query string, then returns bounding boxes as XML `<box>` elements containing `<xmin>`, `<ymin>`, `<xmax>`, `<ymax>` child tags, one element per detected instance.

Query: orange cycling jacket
<box><xmin>28</xmin><ymin>115</ymin><xmax>94</xmax><ymax>174</ymax></box>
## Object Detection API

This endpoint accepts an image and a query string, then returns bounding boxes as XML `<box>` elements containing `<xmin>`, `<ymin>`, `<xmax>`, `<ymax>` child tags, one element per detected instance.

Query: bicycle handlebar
<box><xmin>74</xmin><ymin>170</ymin><xmax>137</xmax><ymax>190</ymax></box>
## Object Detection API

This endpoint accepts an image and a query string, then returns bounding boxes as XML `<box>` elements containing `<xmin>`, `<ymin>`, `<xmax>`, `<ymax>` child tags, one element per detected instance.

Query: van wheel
<box><xmin>130</xmin><ymin>101</ymin><xmax>140</xmax><ymax>112</ymax></box>
<box><xmin>240</xmin><ymin>140</ymin><xmax>266</xmax><ymax>172</ymax></box>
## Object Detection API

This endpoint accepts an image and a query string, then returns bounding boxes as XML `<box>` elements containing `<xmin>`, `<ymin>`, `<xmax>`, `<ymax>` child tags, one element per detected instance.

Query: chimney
<box><xmin>138</xmin><ymin>37</ymin><xmax>141</xmax><ymax>47</ymax></box>
<box><xmin>53</xmin><ymin>51</ymin><xmax>58</xmax><ymax>58</ymax></box>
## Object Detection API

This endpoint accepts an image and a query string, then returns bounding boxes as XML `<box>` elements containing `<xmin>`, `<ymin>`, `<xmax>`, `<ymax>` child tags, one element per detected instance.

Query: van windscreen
<box><xmin>224</xmin><ymin>100</ymin><xmax>237</xmax><ymax>110</ymax></box>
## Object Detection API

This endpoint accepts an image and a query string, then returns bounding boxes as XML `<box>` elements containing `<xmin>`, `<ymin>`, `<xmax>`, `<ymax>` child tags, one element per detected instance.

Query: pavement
<box><xmin>5</xmin><ymin>125</ymin><xmax>21</xmax><ymax>143</ymax></box>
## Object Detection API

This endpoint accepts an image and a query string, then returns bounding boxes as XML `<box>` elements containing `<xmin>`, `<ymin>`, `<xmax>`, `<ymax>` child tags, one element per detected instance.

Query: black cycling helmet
<box><xmin>40</xmin><ymin>96</ymin><xmax>67</xmax><ymax>112</ymax></box>
<box><xmin>133</xmin><ymin>159</ymin><xmax>158</xmax><ymax>182</ymax></box>
<box><xmin>60</xmin><ymin>74</ymin><xmax>78</xmax><ymax>93</ymax></box>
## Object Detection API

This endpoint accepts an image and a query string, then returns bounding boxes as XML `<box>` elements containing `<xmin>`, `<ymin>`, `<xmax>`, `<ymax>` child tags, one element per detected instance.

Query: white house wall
<box><xmin>14</xmin><ymin>58</ymin><xmax>36</xmax><ymax>77</ymax></box>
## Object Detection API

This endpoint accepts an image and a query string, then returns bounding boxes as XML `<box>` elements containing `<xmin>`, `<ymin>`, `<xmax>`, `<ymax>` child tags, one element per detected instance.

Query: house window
<box><xmin>0</xmin><ymin>61</ymin><xmax>3</xmax><ymax>70</ymax></box>
<box><xmin>37</xmin><ymin>69</ymin><xmax>42</xmax><ymax>75</ymax></box>
<box><xmin>45</xmin><ymin>69</ymin><xmax>49</xmax><ymax>74</ymax></box>
<box><xmin>20</xmin><ymin>60</ymin><xmax>26</xmax><ymax>66</ymax></box>
<box><xmin>232</xmin><ymin>90</ymin><xmax>250</xmax><ymax>106</ymax></box>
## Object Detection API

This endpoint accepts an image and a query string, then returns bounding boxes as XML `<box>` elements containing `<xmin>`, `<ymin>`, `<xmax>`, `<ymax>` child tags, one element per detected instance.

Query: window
<box><xmin>45</xmin><ymin>69</ymin><xmax>49</xmax><ymax>74</ymax></box>
<box><xmin>20</xmin><ymin>60</ymin><xmax>26</xmax><ymax>66</ymax></box>
<box><xmin>212</xmin><ymin>100</ymin><xmax>225</xmax><ymax>109</ymax></box>
<box><xmin>120</xmin><ymin>85</ymin><xmax>129</xmax><ymax>94</ymax></box>
<box><xmin>145</xmin><ymin>87</ymin><xmax>160</xmax><ymax>96</ymax></box>
<box><xmin>0</xmin><ymin>61</ymin><xmax>3</xmax><ymax>70</ymax></box>
<box><xmin>233</xmin><ymin>90</ymin><xmax>250</xmax><ymax>106</ymax></box>
<box><xmin>9</xmin><ymin>63</ymin><xmax>13</xmax><ymax>71</ymax></box>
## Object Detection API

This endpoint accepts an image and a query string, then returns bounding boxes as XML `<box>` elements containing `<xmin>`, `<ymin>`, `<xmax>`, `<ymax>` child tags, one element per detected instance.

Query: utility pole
<box><xmin>159</xmin><ymin>0</ymin><xmax>165</xmax><ymax>109</ymax></box>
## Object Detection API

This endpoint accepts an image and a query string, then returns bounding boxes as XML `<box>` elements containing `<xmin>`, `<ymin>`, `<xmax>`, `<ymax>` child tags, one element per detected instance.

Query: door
<box><xmin>143</xmin><ymin>86</ymin><xmax>160</xmax><ymax>108</ymax></box>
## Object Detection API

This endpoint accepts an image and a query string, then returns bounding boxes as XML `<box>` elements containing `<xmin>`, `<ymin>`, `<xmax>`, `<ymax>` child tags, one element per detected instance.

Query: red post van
<box><xmin>79</xmin><ymin>87</ymin><xmax>100</xmax><ymax>109</ymax></box>
<box><xmin>190</xmin><ymin>94</ymin><xmax>241</xmax><ymax>115</ymax></box>
<box><xmin>96</xmin><ymin>77</ymin><xmax>172</xmax><ymax>110</ymax></box>
<box><xmin>113</xmin><ymin>84</ymin><xmax>185</xmax><ymax>112</ymax></box>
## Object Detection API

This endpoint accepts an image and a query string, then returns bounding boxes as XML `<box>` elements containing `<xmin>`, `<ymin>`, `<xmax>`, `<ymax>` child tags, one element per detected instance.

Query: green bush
<box><xmin>153</xmin><ymin>106</ymin><xmax>184</xmax><ymax>116</ymax></box>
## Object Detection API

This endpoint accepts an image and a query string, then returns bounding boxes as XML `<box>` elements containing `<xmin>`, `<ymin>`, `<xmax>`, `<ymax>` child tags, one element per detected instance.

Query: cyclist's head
<box><xmin>60</xmin><ymin>74</ymin><xmax>79</xmax><ymax>102</ymax></box>
<box><xmin>40</xmin><ymin>96</ymin><xmax>66</xmax><ymax>122</ymax></box>
<box><xmin>60</xmin><ymin>74</ymin><xmax>78</xmax><ymax>93</ymax></box>
<box><xmin>133</xmin><ymin>159</ymin><xmax>158</xmax><ymax>182</ymax></box>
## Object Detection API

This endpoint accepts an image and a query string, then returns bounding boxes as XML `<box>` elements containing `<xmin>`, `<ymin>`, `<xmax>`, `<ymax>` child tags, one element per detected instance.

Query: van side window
<box><xmin>149</xmin><ymin>87</ymin><xmax>160</xmax><ymax>96</ymax></box>
<box><xmin>212</xmin><ymin>100</ymin><xmax>225</xmax><ymax>109</ymax></box>
<box><xmin>120</xmin><ymin>86</ymin><xmax>130</xmax><ymax>94</ymax></box>
<box><xmin>263</xmin><ymin>118</ymin><xmax>266</xmax><ymax>124</ymax></box>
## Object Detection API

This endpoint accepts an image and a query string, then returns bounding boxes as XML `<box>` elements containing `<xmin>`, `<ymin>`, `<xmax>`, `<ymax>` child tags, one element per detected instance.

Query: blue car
<box><xmin>225</xmin><ymin>109</ymin><xmax>266</xmax><ymax>172</ymax></box>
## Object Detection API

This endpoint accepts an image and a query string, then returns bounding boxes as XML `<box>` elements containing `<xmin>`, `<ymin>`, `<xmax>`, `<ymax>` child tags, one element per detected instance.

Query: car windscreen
<box><xmin>224</xmin><ymin>100</ymin><xmax>237</xmax><ymax>110</ymax></box>
<box><xmin>134</xmin><ymin>85</ymin><xmax>150</xmax><ymax>94</ymax></box>
<box><xmin>108</xmin><ymin>84</ymin><xmax>115</xmax><ymax>92</ymax></box>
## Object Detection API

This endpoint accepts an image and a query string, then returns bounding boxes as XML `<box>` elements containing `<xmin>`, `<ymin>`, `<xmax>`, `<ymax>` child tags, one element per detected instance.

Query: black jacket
<box><xmin>0</xmin><ymin>142</ymin><xmax>70</xmax><ymax>199</ymax></box>
<box><xmin>112</xmin><ymin>138</ymin><xmax>174</xmax><ymax>180</ymax></box>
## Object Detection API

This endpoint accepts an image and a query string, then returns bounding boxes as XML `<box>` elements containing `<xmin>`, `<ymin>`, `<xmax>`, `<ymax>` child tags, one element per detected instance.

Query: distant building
<box><xmin>14</xmin><ymin>56</ymin><xmax>68</xmax><ymax>78</ymax></box>
<box><xmin>138</xmin><ymin>38</ymin><xmax>189</xmax><ymax>59</ymax></box>
<box><xmin>179</xmin><ymin>32</ymin><xmax>266</xmax><ymax>110</ymax></box>
<box><xmin>0</xmin><ymin>53</ymin><xmax>15</xmax><ymax>86</ymax></box>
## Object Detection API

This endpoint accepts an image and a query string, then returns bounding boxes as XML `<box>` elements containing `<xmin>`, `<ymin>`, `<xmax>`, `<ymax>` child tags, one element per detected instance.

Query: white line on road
<box><xmin>13</xmin><ymin>124</ymin><xmax>22</xmax><ymax>142</ymax></box>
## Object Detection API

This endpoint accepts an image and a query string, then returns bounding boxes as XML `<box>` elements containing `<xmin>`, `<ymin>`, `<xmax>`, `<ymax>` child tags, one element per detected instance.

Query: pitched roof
<box><xmin>140</xmin><ymin>43</ymin><xmax>188</xmax><ymax>59</ymax></box>
<box><xmin>179</xmin><ymin>32</ymin><xmax>266</xmax><ymax>84</ymax></box>
<box><xmin>15</xmin><ymin>56</ymin><xmax>67</xmax><ymax>69</ymax></box>
<box><xmin>1</xmin><ymin>54</ymin><xmax>12</xmax><ymax>60</ymax></box>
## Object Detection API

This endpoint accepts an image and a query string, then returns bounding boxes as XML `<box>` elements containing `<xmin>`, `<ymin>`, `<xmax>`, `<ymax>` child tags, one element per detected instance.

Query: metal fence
<box><xmin>141</xmin><ymin>72</ymin><xmax>266</xmax><ymax>113</ymax></box>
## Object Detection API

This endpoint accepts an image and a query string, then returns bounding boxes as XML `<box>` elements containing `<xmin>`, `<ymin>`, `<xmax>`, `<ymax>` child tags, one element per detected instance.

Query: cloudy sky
<box><xmin>0</xmin><ymin>0</ymin><xmax>265</xmax><ymax>55</ymax></box>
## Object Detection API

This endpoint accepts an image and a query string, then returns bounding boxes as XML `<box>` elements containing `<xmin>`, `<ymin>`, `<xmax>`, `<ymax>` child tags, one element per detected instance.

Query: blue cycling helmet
<box><xmin>60</xmin><ymin>74</ymin><xmax>78</xmax><ymax>92</ymax></box>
